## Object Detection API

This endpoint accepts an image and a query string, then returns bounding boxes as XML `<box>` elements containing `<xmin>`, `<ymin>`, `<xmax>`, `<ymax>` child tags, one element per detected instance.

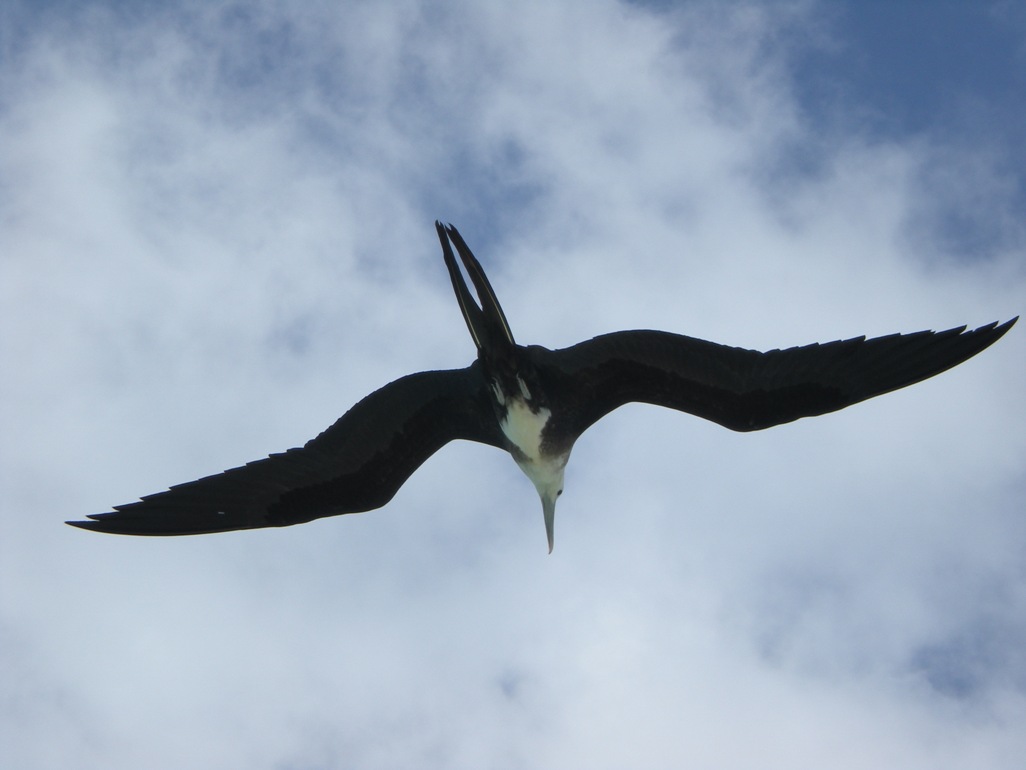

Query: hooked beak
<box><xmin>542</xmin><ymin>494</ymin><xmax>557</xmax><ymax>554</ymax></box>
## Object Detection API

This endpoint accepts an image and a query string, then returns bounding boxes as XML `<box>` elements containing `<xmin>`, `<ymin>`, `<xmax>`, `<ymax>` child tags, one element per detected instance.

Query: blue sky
<box><xmin>2</xmin><ymin>2</ymin><xmax>1024</xmax><ymax>768</ymax></box>
<box><xmin>798</xmin><ymin>2</ymin><xmax>1026</xmax><ymax>137</ymax></box>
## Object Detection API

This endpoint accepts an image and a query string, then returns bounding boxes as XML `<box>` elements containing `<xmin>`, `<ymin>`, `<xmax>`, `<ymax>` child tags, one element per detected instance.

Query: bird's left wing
<box><xmin>68</xmin><ymin>363</ymin><xmax>505</xmax><ymax>535</ymax></box>
<box><xmin>539</xmin><ymin>319</ymin><xmax>1016</xmax><ymax>437</ymax></box>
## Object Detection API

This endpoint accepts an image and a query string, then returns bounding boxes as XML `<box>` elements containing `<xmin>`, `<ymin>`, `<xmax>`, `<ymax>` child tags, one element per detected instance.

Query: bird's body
<box><xmin>69</xmin><ymin>224</ymin><xmax>1017</xmax><ymax>551</ymax></box>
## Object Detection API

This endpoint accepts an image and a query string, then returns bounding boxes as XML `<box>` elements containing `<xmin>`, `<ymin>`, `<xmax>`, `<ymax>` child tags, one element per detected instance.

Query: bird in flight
<box><xmin>69</xmin><ymin>223</ymin><xmax>1016</xmax><ymax>551</ymax></box>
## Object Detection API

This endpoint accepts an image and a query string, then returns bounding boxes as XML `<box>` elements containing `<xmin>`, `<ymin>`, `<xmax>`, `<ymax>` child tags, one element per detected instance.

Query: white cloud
<box><xmin>2</xmin><ymin>2</ymin><xmax>1024</xmax><ymax>768</ymax></box>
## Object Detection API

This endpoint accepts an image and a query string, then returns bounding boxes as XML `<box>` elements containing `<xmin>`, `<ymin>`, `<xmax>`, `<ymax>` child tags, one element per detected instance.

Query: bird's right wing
<box><xmin>68</xmin><ymin>363</ymin><xmax>506</xmax><ymax>535</ymax></box>
<box><xmin>543</xmin><ymin>319</ymin><xmax>1016</xmax><ymax>436</ymax></box>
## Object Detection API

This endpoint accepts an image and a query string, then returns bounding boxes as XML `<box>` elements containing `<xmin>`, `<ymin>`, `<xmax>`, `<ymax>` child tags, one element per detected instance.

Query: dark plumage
<box><xmin>68</xmin><ymin>223</ymin><xmax>1016</xmax><ymax>550</ymax></box>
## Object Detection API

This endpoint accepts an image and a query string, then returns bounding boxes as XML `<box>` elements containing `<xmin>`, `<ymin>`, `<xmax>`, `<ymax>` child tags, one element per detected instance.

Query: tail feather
<box><xmin>436</xmin><ymin>222</ymin><xmax>516</xmax><ymax>365</ymax></box>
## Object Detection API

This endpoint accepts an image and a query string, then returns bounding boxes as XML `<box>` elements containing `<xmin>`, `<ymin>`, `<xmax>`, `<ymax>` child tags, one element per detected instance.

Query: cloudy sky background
<box><xmin>2</xmin><ymin>1</ymin><xmax>1025</xmax><ymax>768</ymax></box>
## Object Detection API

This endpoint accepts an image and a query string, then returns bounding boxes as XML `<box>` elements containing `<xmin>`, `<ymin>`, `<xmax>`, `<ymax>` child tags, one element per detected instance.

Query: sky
<box><xmin>2</xmin><ymin>1</ymin><xmax>1025</xmax><ymax>768</ymax></box>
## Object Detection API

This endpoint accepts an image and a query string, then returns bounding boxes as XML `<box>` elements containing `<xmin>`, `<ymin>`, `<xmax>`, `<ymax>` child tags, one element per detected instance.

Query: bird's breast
<box><xmin>499</xmin><ymin>397</ymin><xmax>552</xmax><ymax>464</ymax></box>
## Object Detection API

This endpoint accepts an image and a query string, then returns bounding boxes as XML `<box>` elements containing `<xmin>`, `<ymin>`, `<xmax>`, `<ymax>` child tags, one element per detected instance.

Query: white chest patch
<box><xmin>500</xmin><ymin>399</ymin><xmax>551</xmax><ymax>463</ymax></box>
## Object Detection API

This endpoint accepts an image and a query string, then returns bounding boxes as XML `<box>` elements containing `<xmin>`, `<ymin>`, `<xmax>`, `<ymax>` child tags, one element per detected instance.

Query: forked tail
<box><xmin>436</xmin><ymin>222</ymin><xmax>517</xmax><ymax>368</ymax></box>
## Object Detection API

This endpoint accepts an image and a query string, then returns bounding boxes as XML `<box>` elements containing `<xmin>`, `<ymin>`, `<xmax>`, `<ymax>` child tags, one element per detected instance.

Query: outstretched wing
<box><xmin>542</xmin><ymin>319</ymin><xmax>1016</xmax><ymax>436</ymax></box>
<box><xmin>68</xmin><ymin>363</ymin><xmax>505</xmax><ymax>535</ymax></box>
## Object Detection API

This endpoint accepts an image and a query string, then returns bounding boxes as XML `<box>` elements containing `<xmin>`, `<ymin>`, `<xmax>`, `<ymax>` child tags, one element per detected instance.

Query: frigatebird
<box><xmin>68</xmin><ymin>223</ymin><xmax>1016</xmax><ymax>551</ymax></box>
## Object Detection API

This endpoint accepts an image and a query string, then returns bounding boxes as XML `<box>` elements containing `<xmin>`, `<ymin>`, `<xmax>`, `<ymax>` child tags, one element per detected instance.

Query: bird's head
<box><xmin>517</xmin><ymin>457</ymin><xmax>567</xmax><ymax>554</ymax></box>
<box><xmin>537</xmin><ymin>475</ymin><xmax>564</xmax><ymax>554</ymax></box>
